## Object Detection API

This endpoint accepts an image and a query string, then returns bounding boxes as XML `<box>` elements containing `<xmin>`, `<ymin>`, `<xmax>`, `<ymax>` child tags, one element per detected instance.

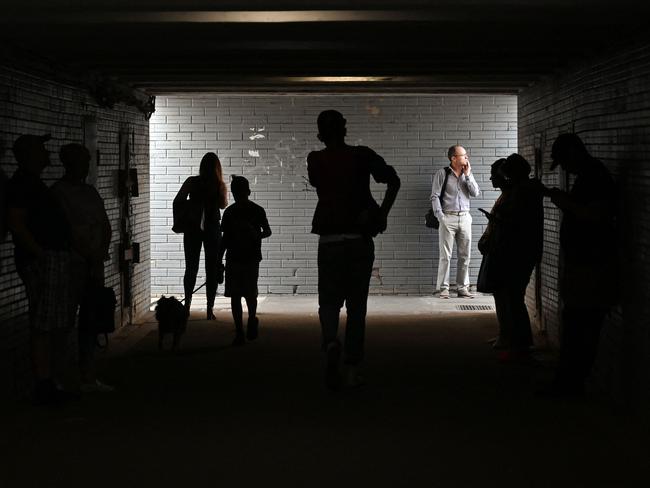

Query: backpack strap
<box><xmin>439</xmin><ymin>167</ymin><xmax>452</xmax><ymax>206</ymax></box>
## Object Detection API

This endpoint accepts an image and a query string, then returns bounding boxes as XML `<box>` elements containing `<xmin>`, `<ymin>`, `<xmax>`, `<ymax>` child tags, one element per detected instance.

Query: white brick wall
<box><xmin>150</xmin><ymin>94</ymin><xmax>517</xmax><ymax>298</ymax></box>
<box><xmin>0</xmin><ymin>66</ymin><xmax>150</xmax><ymax>398</ymax></box>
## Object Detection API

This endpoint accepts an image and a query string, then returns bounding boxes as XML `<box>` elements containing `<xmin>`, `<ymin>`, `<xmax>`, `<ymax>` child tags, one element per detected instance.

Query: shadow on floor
<box><xmin>1</xmin><ymin>309</ymin><xmax>648</xmax><ymax>488</ymax></box>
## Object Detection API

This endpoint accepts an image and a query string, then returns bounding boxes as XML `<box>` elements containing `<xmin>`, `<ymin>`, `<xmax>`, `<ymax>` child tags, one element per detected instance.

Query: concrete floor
<box><xmin>2</xmin><ymin>297</ymin><xmax>648</xmax><ymax>487</ymax></box>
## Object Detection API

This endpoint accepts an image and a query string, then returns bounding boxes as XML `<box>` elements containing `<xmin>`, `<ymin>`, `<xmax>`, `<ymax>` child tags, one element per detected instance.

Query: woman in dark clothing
<box><xmin>174</xmin><ymin>152</ymin><xmax>228</xmax><ymax>319</ymax></box>
<box><xmin>479</xmin><ymin>154</ymin><xmax>544</xmax><ymax>361</ymax></box>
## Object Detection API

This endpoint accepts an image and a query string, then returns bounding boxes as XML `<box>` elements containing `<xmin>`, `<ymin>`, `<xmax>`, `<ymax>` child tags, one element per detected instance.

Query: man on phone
<box><xmin>431</xmin><ymin>145</ymin><xmax>480</xmax><ymax>298</ymax></box>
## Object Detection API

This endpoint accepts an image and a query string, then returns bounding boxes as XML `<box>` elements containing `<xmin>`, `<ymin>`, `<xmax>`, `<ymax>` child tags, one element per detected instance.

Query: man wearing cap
<box><xmin>431</xmin><ymin>145</ymin><xmax>481</xmax><ymax>299</ymax></box>
<box><xmin>308</xmin><ymin>110</ymin><xmax>400</xmax><ymax>390</ymax></box>
<box><xmin>7</xmin><ymin>134</ymin><xmax>75</xmax><ymax>405</ymax></box>
<box><xmin>546</xmin><ymin>133</ymin><xmax>617</xmax><ymax>395</ymax></box>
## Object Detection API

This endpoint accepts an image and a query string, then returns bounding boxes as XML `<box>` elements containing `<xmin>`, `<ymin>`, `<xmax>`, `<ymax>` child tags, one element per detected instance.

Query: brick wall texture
<box><xmin>0</xmin><ymin>66</ymin><xmax>151</xmax><ymax>398</ymax></box>
<box><xmin>519</xmin><ymin>42</ymin><xmax>650</xmax><ymax>411</ymax></box>
<box><xmin>150</xmin><ymin>94</ymin><xmax>517</xmax><ymax>298</ymax></box>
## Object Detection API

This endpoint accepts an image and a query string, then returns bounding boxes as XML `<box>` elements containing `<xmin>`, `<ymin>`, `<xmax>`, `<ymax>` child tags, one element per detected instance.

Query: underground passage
<box><xmin>1</xmin><ymin>2</ymin><xmax>650</xmax><ymax>487</ymax></box>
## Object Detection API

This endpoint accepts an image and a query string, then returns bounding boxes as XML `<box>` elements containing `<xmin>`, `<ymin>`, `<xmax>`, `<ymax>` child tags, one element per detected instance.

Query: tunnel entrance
<box><xmin>148</xmin><ymin>94</ymin><xmax>517</xmax><ymax>306</ymax></box>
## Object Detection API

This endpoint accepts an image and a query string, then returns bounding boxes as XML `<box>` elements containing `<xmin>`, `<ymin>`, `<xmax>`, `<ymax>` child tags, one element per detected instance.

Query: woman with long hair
<box><xmin>174</xmin><ymin>152</ymin><xmax>228</xmax><ymax>319</ymax></box>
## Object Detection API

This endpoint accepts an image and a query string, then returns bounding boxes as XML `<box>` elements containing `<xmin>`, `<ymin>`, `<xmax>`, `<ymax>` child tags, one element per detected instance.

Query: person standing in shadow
<box><xmin>545</xmin><ymin>134</ymin><xmax>617</xmax><ymax>395</ymax></box>
<box><xmin>52</xmin><ymin>144</ymin><xmax>114</xmax><ymax>392</ymax></box>
<box><xmin>478</xmin><ymin>155</ymin><xmax>544</xmax><ymax>362</ymax></box>
<box><xmin>308</xmin><ymin>110</ymin><xmax>400</xmax><ymax>390</ymax></box>
<box><xmin>174</xmin><ymin>152</ymin><xmax>228</xmax><ymax>320</ymax></box>
<box><xmin>6</xmin><ymin>134</ymin><xmax>76</xmax><ymax>405</ymax></box>
<box><xmin>217</xmin><ymin>176</ymin><xmax>272</xmax><ymax>346</ymax></box>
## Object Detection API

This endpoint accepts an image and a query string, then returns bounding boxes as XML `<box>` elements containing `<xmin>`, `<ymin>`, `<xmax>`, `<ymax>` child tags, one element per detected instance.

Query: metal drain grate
<box><xmin>456</xmin><ymin>304</ymin><xmax>494</xmax><ymax>311</ymax></box>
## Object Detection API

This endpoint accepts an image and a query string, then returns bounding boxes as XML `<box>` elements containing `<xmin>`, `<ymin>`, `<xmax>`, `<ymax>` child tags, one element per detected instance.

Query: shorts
<box><xmin>224</xmin><ymin>260</ymin><xmax>259</xmax><ymax>298</ymax></box>
<box><xmin>17</xmin><ymin>250</ymin><xmax>82</xmax><ymax>332</ymax></box>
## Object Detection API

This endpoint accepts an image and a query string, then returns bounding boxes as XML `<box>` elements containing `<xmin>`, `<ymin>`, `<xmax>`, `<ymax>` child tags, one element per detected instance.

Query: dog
<box><xmin>154</xmin><ymin>296</ymin><xmax>188</xmax><ymax>350</ymax></box>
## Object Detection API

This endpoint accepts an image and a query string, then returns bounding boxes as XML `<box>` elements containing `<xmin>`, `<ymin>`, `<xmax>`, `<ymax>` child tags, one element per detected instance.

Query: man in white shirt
<box><xmin>431</xmin><ymin>145</ymin><xmax>480</xmax><ymax>298</ymax></box>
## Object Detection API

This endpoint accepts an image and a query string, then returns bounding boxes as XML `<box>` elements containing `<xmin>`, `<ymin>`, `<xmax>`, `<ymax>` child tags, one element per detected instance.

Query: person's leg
<box><xmin>231</xmin><ymin>296</ymin><xmax>245</xmax><ymax>345</ymax></box>
<box><xmin>31</xmin><ymin>331</ymin><xmax>58</xmax><ymax>404</ymax></box>
<box><xmin>577</xmin><ymin>308</ymin><xmax>608</xmax><ymax>385</ymax></box>
<box><xmin>492</xmin><ymin>287</ymin><xmax>511</xmax><ymax>349</ymax></box>
<box><xmin>455</xmin><ymin>213</ymin><xmax>472</xmax><ymax>293</ymax></box>
<box><xmin>436</xmin><ymin>214</ymin><xmax>456</xmax><ymax>295</ymax></box>
<box><xmin>183</xmin><ymin>232</ymin><xmax>202</xmax><ymax>311</ymax></box>
<box><xmin>318</xmin><ymin>242</ymin><xmax>345</xmax><ymax>349</ymax></box>
<box><xmin>555</xmin><ymin>306</ymin><xmax>591</xmax><ymax>392</ymax></box>
<box><xmin>245</xmin><ymin>296</ymin><xmax>259</xmax><ymax>340</ymax></box>
<box><xmin>78</xmin><ymin>322</ymin><xmax>95</xmax><ymax>384</ymax></box>
<box><xmin>343</xmin><ymin>238</ymin><xmax>374</xmax><ymax>367</ymax></box>
<box><xmin>318</xmin><ymin>242</ymin><xmax>345</xmax><ymax>389</ymax></box>
<box><xmin>510</xmin><ymin>278</ymin><xmax>533</xmax><ymax>351</ymax></box>
<box><xmin>50</xmin><ymin>327</ymin><xmax>72</xmax><ymax>390</ymax></box>
<box><xmin>203</xmin><ymin>231</ymin><xmax>220</xmax><ymax>319</ymax></box>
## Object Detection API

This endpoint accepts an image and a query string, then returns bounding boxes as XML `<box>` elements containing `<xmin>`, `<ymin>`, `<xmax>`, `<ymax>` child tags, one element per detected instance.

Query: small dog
<box><xmin>154</xmin><ymin>296</ymin><xmax>188</xmax><ymax>350</ymax></box>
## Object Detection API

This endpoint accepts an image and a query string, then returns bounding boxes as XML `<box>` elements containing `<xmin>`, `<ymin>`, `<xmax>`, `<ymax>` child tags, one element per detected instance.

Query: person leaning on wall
<box><xmin>430</xmin><ymin>145</ymin><xmax>481</xmax><ymax>299</ymax></box>
<box><xmin>543</xmin><ymin>134</ymin><xmax>618</xmax><ymax>396</ymax></box>
<box><xmin>6</xmin><ymin>134</ymin><xmax>77</xmax><ymax>406</ymax></box>
<box><xmin>52</xmin><ymin>143</ymin><xmax>114</xmax><ymax>393</ymax></box>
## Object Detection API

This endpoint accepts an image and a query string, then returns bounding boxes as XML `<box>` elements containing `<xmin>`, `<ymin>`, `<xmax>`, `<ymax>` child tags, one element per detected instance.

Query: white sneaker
<box><xmin>457</xmin><ymin>288</ymin><xmax>474</xmax><ymax>298</ymax></box>
<box><xmin>439</xmin><ymin>289</ymin><xmax>450</xmax><ymax>299</ymax></box>
<box><xmin>80</xmin><ymin>380</ymin><xmax>116</xmax><ymax>393</ymax></box>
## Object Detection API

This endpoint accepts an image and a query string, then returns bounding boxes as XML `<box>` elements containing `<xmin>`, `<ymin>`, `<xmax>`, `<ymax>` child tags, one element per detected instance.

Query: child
<box><xmin>218</xmin><ymin>176</ymin><xmax>272</xmax><ymax>346</ymax></box>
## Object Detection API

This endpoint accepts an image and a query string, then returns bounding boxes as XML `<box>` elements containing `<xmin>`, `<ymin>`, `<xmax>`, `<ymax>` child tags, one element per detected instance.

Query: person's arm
<box><xmin>548</xmin><ymin>188</ymin><xmax>610</xmax><ymax>224</ymax></box>
<box><xmin>307</xmin><ymin>152</ymin><xmax>318</xmax><ymax>188</ymax></box>
<box><xmin>368</xmin><ymin>150</ymin><xmax>401</xmax><ymax>233</ymax></box>
<box><xmin>7</xmin><ymin>207</ymin><xmax>44</xmax><ymax>260</ymax></box>
<box><xmin>430</xmin><ymin>169</ymin><xmax>445</xmax><ymax>221</ymax></box>
<box><xmin>260</xmin><ymin>209</ymin><xmax>272</xmax><ymax>239</ymax></box>
<box><xmin>462</xmin><ymin>162</ymin><xmax>480</xmax><ymax>197</ymax></box>
<box><xmin>217</xmin><ymin>215</ymin><xmax>228</xmax><ymax>263</ymax></box>
<box><xmin>174</xmin><ymin>177</ymin><xmax>192</xmax><ymax>205</ymax></box>
<box><xmin>379</xmin><ymin>165</ymin><xmax>400</xmax><ymax>219</ymax></box>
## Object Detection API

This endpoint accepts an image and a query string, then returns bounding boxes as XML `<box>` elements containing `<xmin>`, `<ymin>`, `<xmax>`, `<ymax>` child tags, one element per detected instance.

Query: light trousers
<box><xmin>436</xmin><ymin>212</ymin><xmax>472</xmax><ymax>291</ymax></box>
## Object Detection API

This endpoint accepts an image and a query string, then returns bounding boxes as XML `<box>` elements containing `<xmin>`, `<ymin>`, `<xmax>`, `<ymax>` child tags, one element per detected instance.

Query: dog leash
<box><xmin>179</xmin><ymin>281</ymin><xmax>207</xmax><ymax>304</ymax></box>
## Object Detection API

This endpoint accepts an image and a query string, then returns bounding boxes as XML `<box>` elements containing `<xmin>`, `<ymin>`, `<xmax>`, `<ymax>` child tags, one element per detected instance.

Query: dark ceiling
<box><xmin>2</xmin><ymin>1</ymin><xmax>650</xmax><ymax>95</ymax></box>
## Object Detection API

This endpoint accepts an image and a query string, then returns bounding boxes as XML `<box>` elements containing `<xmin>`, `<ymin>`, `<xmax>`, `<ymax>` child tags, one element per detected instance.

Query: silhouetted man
<box><xmin>431</xmin><ymin>145</ymin><xmax>480</xmax><ymax>298</ymax></box>
<box><xmin>308</xmin><ymin>110</ymin><xmax>400</xmax><ymax>389</ymax></box>
<box><xmin>7</xmin><ymin>134</ymin><xmax>75</xmax><ymax>405</ymax></box>
<box><xmin>547</xmin><ymin>134</ymin><xmax>617</xmax><ymax>395</ymax></box>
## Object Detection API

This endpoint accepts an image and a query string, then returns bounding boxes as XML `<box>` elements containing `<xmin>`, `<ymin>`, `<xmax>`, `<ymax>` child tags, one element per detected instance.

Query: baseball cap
<box><xmin>12</xmin><ymin>134</ymin><xmax>51</xmax><ymax>158</ymax></box>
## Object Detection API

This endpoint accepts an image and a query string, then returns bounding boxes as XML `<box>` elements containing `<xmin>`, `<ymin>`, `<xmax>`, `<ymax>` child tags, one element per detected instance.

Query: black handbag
<box><xmin>172</xmin><ymin>199</ymin><xmax>202</xmax><ymax>234</ymax></box>
<box><xmin>424</xmin><ymin>208</ymin><xmax>439</xmax><ymax>229</ymax></box>
<box><xmin>424</xmin><ymin>167</ymin><xmax>452</xmax><ymax>229</ymax></box>
<box><xmin>476</xmin><ymin>253</ymin><xmax>496</xmax><ymax>293</ymax></box>
<box><xmin>79</xmin><ymin>286</ymin><xmax>117</xmax><ymax>347</ymax></box>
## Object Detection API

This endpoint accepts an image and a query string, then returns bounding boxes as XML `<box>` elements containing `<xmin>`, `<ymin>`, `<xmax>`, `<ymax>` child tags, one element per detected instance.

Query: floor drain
<box><xmin>456</xmin><ymin>304</ymin><xmax>494</xmax><ymax>311</ymax></box>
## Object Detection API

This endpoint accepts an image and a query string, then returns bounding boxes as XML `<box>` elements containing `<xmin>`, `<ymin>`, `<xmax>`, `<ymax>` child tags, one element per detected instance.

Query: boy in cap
<box><xmin>218</xmin><ymin>176</ymin><xmax>272</xmax><ymax>346</ymax></box>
